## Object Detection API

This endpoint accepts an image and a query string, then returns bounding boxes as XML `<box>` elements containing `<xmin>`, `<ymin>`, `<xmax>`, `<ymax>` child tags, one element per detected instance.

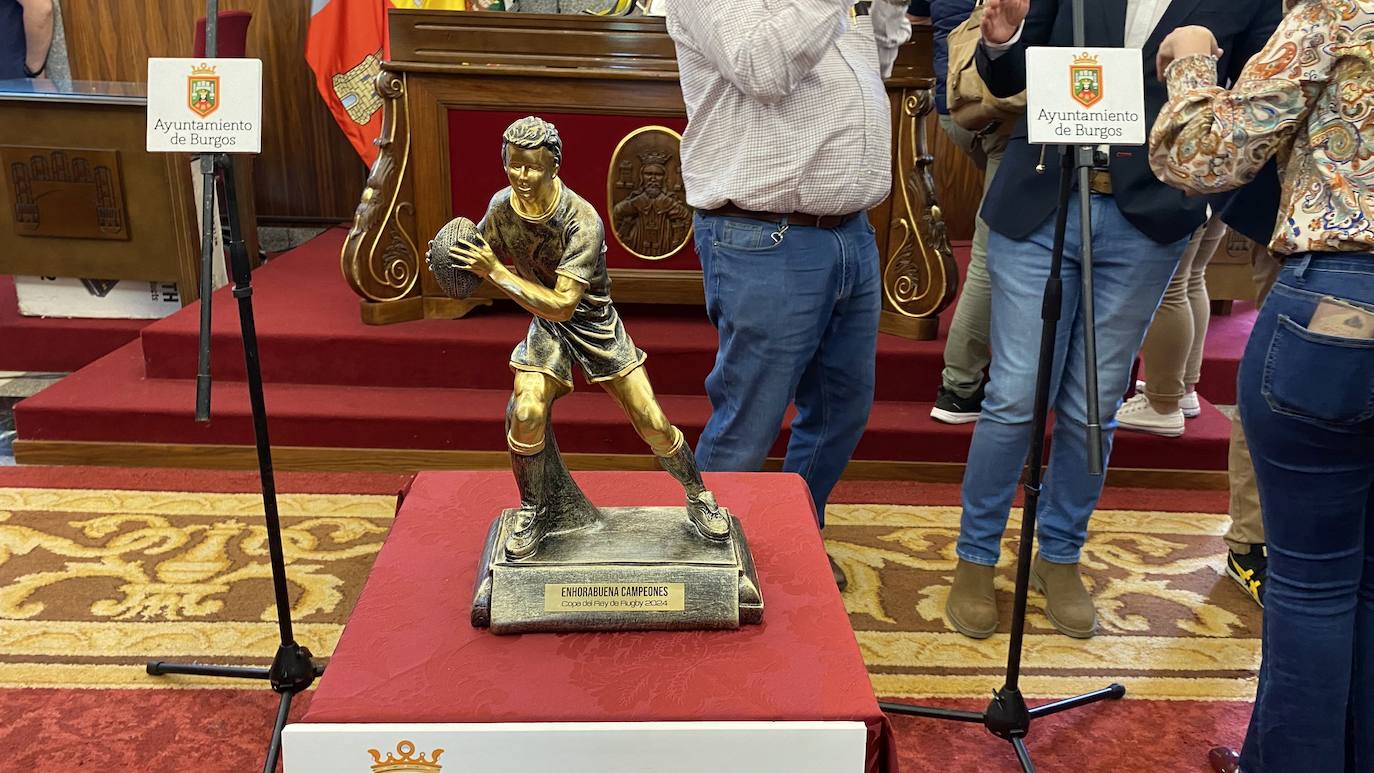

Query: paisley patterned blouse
<box><xmin>1149</xmin><ymin>1</ymin><xmax>1374</xmax><ymax>255</ymax></box>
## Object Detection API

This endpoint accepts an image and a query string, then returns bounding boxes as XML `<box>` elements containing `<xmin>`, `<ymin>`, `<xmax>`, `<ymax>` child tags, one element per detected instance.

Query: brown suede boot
<box><xmin>945</xmin><ymin>560</ymin><xmax>998</xmax><ymax>639</ymax></box>
<box><xmin>1030</xmin><ymin>555</ymin><xmax>1097</xmax><ymax>639</ymax></box>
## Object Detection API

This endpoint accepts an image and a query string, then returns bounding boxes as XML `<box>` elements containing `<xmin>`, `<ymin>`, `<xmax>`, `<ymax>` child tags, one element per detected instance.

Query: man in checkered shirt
<box><xmin>667</xmin><ymin>1</ymin><xmax>911</xmax><ymax>590</ymax></box>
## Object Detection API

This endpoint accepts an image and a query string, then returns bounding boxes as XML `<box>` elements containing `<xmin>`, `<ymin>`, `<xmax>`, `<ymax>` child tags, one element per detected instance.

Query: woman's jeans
<box><xmin>1238</xmin><ymin>254</ymin><xmax>1374</xmax><ymax>772</ymax></box>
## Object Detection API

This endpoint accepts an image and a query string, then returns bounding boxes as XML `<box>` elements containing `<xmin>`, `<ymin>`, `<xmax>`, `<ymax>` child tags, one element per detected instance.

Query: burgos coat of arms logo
<box><xmin>188</xmin><ymin>62</ymin><xmax>220</xmax><ymax>118</ymax></box>
<box><xmin>1070</xmin><ymin>52</ymin><xmax>1103</xmax><ymax>108</ymax></box>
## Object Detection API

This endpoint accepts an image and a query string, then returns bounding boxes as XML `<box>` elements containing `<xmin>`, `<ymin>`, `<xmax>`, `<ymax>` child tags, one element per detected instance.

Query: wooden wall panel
<box><xmin>58</xmin><ymin>2</ymin><xmax>978</xmax><ymax>233</ymax></box>
<box><xmin>60</xmin><ymin>0</ymin><xmax>366</xmax><ymax>223</ymax></box>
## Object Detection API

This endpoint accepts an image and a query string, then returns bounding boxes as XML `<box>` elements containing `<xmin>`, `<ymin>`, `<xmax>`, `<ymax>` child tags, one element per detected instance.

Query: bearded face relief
<box><xmin>608</xmin><ymin>127</ymin><xmax>693</xmax><ymax>260</ymax></box>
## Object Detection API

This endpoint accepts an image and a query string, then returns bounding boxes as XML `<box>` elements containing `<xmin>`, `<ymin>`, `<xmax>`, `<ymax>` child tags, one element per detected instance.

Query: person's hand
<box><xmin>1157</xmin><ymin>25</ymin><xmax>1222</xmax><ymax>79</ymax></box>
<box><xmin>448</xmin><ymin>235</ymin><xmax>500</xmax><ymax>278</ymax></box>
<box><xmin>981</xmin><ymin>0</ymin><xmax>1029</xmax><ymax>45</ymax></box>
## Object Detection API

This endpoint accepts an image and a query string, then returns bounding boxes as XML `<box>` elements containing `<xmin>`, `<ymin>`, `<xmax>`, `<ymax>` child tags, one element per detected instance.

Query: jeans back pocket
<box><xmin>1262</xmin><ymin>314</ymin><xmax>1374</xmax><ymax>428</ymax></box>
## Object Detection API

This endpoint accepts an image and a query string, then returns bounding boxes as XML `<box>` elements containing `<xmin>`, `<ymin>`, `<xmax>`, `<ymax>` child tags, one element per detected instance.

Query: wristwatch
<box><xmin>23</xmin><ymin>61</ymin><xmax>46</xmax><ymax>78</ymax></box>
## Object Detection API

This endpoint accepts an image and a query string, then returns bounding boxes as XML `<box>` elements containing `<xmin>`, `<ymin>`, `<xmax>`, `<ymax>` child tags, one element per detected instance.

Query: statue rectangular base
<box><xmin>471</xmin><ymin>506</ymin><xmax>764</xmax><ymax>635</ymax></box>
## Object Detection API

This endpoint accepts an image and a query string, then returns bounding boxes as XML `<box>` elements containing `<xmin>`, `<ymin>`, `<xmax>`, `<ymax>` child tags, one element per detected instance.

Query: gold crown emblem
<box><xmin>1073</xmin><ymin>52</ymin><xmax>1100</xmax><ymax>66</ymax></box>
<box><xmin>191</xmin><ymin>62</ymin><xmax>218</xmax><ymax>77</ymax></box>
<box><xmin>369</xmin><ymin>741</ymin><xmax>444</xmax><ymax>772</ymax></box>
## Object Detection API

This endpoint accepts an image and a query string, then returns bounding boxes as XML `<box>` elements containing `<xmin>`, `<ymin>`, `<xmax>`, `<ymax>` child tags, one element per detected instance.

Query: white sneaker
<box><xmin>1179</xmin><ymin>391</ymin><xmax>1201</xmax><ymax>419</ymax></box>
<box><xmin>1115</xmin><ymin>393</ymin><xmax>1185</xmax><ymax>437</ymax></box>
<box><xmin>1135</xmin><ymin>380</ymin><xmax>1201</xmax><ymax>419</ymax></box>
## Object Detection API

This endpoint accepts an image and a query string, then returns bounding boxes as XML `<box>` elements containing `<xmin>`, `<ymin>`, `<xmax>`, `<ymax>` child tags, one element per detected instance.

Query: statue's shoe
<box><xmin>687</xmin><ymin>491</ymin><xmax>731</xmax><ymax>542</ymax></box>
<box><xmin>504</xmin><ymin>507</ymin><xmax>547</xmax><ymax>559</ymax></box>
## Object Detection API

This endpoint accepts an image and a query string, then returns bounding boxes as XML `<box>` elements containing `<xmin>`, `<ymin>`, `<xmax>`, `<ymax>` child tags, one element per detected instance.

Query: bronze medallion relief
<box><xmin>607</xmin><ymin>126</ymin><xmax>692</xmax><ymax>261</ymax></box>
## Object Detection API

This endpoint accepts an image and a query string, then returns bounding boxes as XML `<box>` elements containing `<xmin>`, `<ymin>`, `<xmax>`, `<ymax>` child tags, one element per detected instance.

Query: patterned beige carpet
<box><xmin>826</xmin><ymin>503</ymin><xmax>1260</xmax><ymax>701</ymax></box>
<box><xmin>0</xmin><ymin>485</ymin><xmax>1258</xmax><ymax>699</ymax></box>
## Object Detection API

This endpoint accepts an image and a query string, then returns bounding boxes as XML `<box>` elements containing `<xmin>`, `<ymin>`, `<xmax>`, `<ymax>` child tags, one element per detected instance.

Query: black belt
<box><xmin>703</xmin><ymin>204</ymin><xmax>862</xmax><ymax>230</ymax></box>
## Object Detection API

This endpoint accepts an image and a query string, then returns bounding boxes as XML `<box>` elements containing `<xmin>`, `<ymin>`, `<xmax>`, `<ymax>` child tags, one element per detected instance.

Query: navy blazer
<box><xmin>0</xmin><ymin>0</ymin><xmax>25</xmax><ymax>81</ymax></box>
<box><xmin>974</xmin><ymin>0</ymin><xmax>1283</xmax><ymax>245</ymax></box>
<box><xmin>920</xmin><ymin>0</ymin><xmax>978</xmax><ymax>114</ymax></box>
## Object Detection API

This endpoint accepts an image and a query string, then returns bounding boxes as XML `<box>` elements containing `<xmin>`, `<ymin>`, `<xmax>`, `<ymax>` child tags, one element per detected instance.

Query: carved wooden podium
<box><xmin>341</xmin><ymin>11</ymin><xmax>956</xmax><ymax>340</ymax></box>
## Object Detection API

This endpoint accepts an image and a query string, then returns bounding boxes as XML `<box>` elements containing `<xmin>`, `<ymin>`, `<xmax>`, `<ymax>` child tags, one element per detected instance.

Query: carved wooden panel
<box><xmin>882</xmin><ymin>88</ymin><xmax>957</xmax><ymax>320</ymax></box>
<box><xmin>341</xmin><ymin>72</ymin><xmax>420</xmax><ymax>305</ymax></box>
<box><xmin>607</xmin><ymin>126</ymin><xmax>691</xmax><ymax>261</ymax></box>
<box><xmin>345</xmin><ymin>11</ymin><xmax>960</xmax><ymax>338</ymax></box>
<box><xmin>2</xmin><ymin>146</ymin><xmax>129</xmax><ymax>241</ymax></box>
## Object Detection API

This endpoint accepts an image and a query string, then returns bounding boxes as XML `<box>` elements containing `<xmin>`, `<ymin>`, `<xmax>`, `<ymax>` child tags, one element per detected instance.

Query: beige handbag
<box><xmin>946</xmin><ymin>1</ymin><xmax>1027</xmax><ymax>133</ymax></box>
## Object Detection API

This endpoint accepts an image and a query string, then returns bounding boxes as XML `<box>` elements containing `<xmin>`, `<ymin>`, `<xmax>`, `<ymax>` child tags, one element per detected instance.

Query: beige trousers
<box><xmin>1139</xmin><ymin>216</ymin><xmax>1227</xmax><ymax>410</ymax></box>
<box><xmin>1224</xmin><ymin>240</ymin><xmax>1284</xmax><ymax>553</ymax></box>
<box><xmin>937</xmin><ymin>115</ymin><xmax>1008</xmax><ymax>397</ymax></box>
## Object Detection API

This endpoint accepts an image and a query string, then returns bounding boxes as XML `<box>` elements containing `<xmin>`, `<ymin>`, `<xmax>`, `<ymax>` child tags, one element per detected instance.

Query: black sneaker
<box><xmin>931</xmin><ymin>384</ymin><xmax>984</xmax><ymax>425</ymax></box>
<box><xmin>1226</xmin><ymin>546</ymin><xmax>1266</xmax><ymax>608</ymax></box>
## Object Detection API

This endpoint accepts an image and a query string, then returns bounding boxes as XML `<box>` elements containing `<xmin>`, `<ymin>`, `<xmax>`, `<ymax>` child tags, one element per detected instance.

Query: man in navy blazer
<box><xmin>943</xmin><ymin>0</ymin><xmax>1282</xmax><ymax>641</ymax></box>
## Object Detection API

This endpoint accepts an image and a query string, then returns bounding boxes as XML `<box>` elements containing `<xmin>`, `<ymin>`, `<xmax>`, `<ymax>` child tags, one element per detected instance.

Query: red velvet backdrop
<box><xmin>448</xmin><ymin>110</ymin><xmax>699</xmax><ymax>271</ymax></box>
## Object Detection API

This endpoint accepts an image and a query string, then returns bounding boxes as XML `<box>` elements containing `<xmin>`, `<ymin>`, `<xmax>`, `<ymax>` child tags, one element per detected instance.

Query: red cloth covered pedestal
<box><xmin>300</xmin><ymin>471</ymin><xmax>894</xmax><ymax>772</ymax></box>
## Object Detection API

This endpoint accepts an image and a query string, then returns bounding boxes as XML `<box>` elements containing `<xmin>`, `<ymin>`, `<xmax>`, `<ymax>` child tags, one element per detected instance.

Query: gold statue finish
<box><xmin>435</xmin><ymin>116</ymin><xmax>730</xmax><ymax>560</ymax></box>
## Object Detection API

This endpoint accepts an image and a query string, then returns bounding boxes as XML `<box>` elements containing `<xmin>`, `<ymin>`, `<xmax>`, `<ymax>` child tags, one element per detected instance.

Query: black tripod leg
<box><xmin>1028</xmin><ymin>683</ymin><xmax>1126</xmax><ymax>720</ymax></box>
<box><xmin>1075</xmin><ymin>147</ymin><xmax>1105</xmax><ymax>474</ymax></box>
<box><xmin>1003</xmin><ymin>145</ymin><xmax>1075</xmax><ymax>691</ymax></box>
<box><xmin>194</xmin><ymin>152</ymin><xmax>216</xmax><ymax>423</ymax></box>
<box><xmin>1012</xmin><ymin>737</ymin><xmax>1037</xmax><ymax>773</ymax></box>
<box><xmin>220</xmin><ymin>164</ymin><xmax>319</xmax><ymax>699</ymax></box>
<box><xmin>264</xmin><ymin>689</ymin><xmax>294</xmax><ymax>773</ymax></box>
<box><xmin>219</xmin><ymin>159</ymin><xmax>297</xmax><ymax>650</ymax></box>
<box><xmin>878</xmin><ymin>701</ymin><xmax>985</xmax><ymax>723</ymax></box>
<box><xmin>147</xmin><ymin>156</ymin><xmax>317</xmax><ymax>773</ymax></box>
<box><xmin>146</xmin><ymin>662</ymin><xmax>271</xmax><ymax>680</ymax></box>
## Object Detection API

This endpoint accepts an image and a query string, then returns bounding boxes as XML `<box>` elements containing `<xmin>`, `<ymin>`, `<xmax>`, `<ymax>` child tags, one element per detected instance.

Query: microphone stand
<box><xmin>879</xmin><ymin>1</ymin><xmax>1119</xmax><ymax>770</ymax></box>
<box><xmin>145</xmin><ymin>4</ymin><xmax>321</xmax><ymax>771</ymax></box>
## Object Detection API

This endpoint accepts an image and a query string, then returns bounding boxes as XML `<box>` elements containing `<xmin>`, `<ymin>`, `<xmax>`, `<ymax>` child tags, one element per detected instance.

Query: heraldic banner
<box><xmin>306</xmin><ymin>0</ymin><xmax>468</xmax><ymax>165</ymax></box>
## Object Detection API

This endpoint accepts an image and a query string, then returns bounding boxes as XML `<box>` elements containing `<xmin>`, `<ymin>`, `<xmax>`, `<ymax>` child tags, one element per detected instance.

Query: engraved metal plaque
<box><xmin>472</xmin><ymin>506</ymin><xmax>764</xmax><ymax>635</ymax></box>
<box><xmin>607</xmin><ymin>126</ymin><xmax>692</xmax><ymax>261</ymax></box>
<box><xmin>3</xmin><ymin>146</ymin><xmax>129</xmax><ymax>240</ymax></box>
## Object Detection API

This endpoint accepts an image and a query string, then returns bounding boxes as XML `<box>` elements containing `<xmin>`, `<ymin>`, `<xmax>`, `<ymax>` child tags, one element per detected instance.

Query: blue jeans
<box><xmin>693</xmin><ymin>212</ymin><xmax>881</xmax><ymax>525</ymax></box>
<box><xmin>957</xmin><ymin>195</ymin><xmax>1187</xmax><ymax>566</ymax></box>
<box><xmin>1238</xmin><ymin>255</ymin><xmax>1374</xmax><ymax>773</ymax></box>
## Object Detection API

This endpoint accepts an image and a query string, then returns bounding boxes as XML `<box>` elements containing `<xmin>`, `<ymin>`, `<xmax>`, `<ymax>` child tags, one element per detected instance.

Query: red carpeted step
<box><xmin>16</xmin><ymin>341</ymin><xmax>1232</xmax><ymax>469</ymax></box>
<box><xmin>1191</xmin><ymin>302</ymin><xmax>1256</xmax><ymax>406</ymax></box>
<box><xmin>135</xmin><ymin>229</ymin><xmax>952</xmax><ymax>401</ymax></box>
<box><xmin>0</xmin><ymin>275</ymin><xmax>149</xmax><ymax>372</ymax></box>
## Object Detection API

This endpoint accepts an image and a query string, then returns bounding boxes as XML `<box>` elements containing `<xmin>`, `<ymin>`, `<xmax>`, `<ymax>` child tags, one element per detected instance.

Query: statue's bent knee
<box><xmin>507</xmin><ymin>390</ymin><xmax>548</xmax><ymax>454</ymax></box>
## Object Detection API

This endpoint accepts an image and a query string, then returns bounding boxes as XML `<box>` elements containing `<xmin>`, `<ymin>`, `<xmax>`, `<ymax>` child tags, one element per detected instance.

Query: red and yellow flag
<box><xmin>306</xmin><ymin>1</ymin><xmax>468</xmax><ymax>167</ymax></box>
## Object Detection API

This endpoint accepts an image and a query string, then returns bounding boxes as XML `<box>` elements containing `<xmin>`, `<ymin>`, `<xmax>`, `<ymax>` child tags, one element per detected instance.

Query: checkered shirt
<box><xmin>667</xmin><ymin>1</ymin><xmax>911</xmax><ymax>216</ymax></box>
